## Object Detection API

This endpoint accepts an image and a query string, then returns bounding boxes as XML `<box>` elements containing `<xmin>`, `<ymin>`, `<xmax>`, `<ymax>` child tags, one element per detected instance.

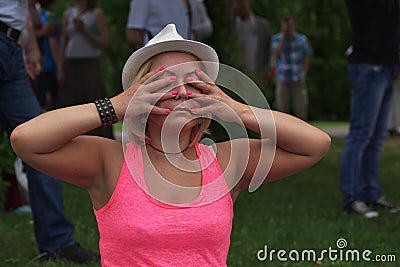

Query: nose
<box><xmin>173</xmin><ymin>81</ymin><xmax>189</xmax><ymax>100</ymax></box>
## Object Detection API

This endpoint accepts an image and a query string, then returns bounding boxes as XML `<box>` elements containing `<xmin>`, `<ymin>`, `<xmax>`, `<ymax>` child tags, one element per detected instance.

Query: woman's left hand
<box><xmin>188</xmin><ymin>69</ymin><xmax>246</xmax><ymax>123</ymax></box>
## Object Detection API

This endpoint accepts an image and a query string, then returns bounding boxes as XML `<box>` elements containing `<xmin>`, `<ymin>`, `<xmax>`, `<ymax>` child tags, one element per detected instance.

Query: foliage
<box><xmin>0</xmin><ymin>132</ymin><xmax>14</xmax><ymax>176</ymax></box>
<box><xmin>0</xmin><ymin>132</ymin><xmax>14</xmax><ymax>207</ymax></box>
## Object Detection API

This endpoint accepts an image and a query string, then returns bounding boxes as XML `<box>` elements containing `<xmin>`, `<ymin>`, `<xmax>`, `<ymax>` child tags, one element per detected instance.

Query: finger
<box><xmin>190</xmin><ymin>106</ymin><xmax>213</xmax><ymax>116</ymax></box>
<box><xmin>139</xmin><ymin>67</ymin><xmax>165</xmax><ymax>84</ymax></box>
<box><xmin>186</xmin><ymin>91</ymin><xmax>209</xmax><ymax>101</ymax></box>
<box><xmin>195</xmin><ymin>68</ymin><xmax>213</xmax><ymax>83</ymax></box>
<box><xmin>187</xmin><ymin>80</ymin><xmax>214</xmax><ymax>94</ymax></box>
<box><xmin>140</xmin><ymin>77</ymin><xmax>176</xmax><ymax>94</ymax></box>
<box><xmin>138</xmin><ymin>69</ymin><xmax>160</xmax><ymax>84</ymax></box>
<box><xmin>150</xmin><ymin>105</ymin><xmax>172</xmax><ymax>116</ymax></box>
<box><xmin>145</xmin><ymin>91</ymin><xmax>178</xmax><ymax>104</ymax></box>
<box><xmin>155</xmin><ymin>90</ymin><xmax>181</xmax><ymax>101</ymax></box>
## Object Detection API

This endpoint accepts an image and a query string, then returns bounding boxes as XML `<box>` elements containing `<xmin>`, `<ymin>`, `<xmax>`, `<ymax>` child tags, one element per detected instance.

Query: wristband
<box><xmin>94</xmin><ymin>98</ymin><xmax>118</xmax><ymax>128</ymax></box>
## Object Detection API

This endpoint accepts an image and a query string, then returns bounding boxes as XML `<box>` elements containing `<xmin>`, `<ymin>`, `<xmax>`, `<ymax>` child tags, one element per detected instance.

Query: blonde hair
<box><xmin>126</xmin><ymin>55</ymin><xmax>211</xmax><ymax>146</ymax></box>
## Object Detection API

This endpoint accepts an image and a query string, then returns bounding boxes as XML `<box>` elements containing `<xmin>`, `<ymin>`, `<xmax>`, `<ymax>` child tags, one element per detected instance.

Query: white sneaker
<box><xmin>349</xmin><ymin>200</ymin><xmax>379</xmax><ymax>218</ymax></box>
<box><xmin>372</xmin><ymin>197</ymin><xmax>400</xmax><ymax>213</ymax></box>
<box><xmin>14</xmin><ymin>157</ymin><xmax>29</xmax><ymax>201</ymax></box>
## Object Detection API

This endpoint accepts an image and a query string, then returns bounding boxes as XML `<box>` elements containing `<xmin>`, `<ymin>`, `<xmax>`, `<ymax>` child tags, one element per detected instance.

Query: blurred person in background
<box><xmin>60</xmin><ymin>0</ymin><xmax>113</xmax><ymax>138</ymax></box>
<box><xmin>232</xmin><ymin>0</ymin><xmax>271</xmax><ymax>78</ymax></box>
<box><xmin>388</xmin><ymin>49</ymin><xmax>400</xmax><ymax>136</ymax></box>
<box><xmin>189</xmin><ymin>0</ymin><xmax>213</xmax><ymax>41</ymax></box>
<box><xmin>126</xmin><ymin>0</ymin><xmax>213</xmax><ymax>51</ymax></box>
<box><xmin>34</xmin><ymin>0</ymin><xmax>61</xmax><ymax>109</ymax></box>
<box><xmin>271</xmin><ymin>15</ymin><xmax>312</xmax><ymax>121</ymax></box>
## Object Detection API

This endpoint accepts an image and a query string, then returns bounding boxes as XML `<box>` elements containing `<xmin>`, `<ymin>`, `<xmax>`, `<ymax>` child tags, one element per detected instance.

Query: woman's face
<box><xmin>147</xmin><ymin>52</ymin><xmax>203</xmax><ymax>133</ymax></box>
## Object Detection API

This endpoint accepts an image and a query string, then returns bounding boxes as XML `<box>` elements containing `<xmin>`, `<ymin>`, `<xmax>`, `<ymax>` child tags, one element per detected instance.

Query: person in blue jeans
<box><xmin>0</xmin><ymin>0</ymin><xmax>98</xmax><ymax>263</ymax></box>
<box><xmin>340</xmin><ymin>0</ymin><xmax>400</xmax><ymax>218</ymax></box>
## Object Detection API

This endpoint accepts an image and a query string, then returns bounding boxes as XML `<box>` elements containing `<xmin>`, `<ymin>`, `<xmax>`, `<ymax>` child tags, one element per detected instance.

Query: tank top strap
<box><xmin>194</xmin><ymin>143</ymin><xmax>231</xmax><ymax>204</ymax></box>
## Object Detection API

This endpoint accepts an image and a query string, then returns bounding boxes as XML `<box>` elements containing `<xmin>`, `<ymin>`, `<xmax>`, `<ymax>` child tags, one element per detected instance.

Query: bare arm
<box><xmin>235</xmin><ymin>106</ymin><xmax>330</xmax><ymax>185</ymax></box>
<box><xmin>35</xmin><ymin>21</ymin><xmax>54</xmax><ymax>38</ymax></box>
<box><xmin>10</xmin><ymin>103</ymin><xmax>113</xmax><ymax>189</ymax></box>
<box><xmin>58</xmin><ymin>10</ymin><xmax>69</xmax><ymax>85</ymax></box>
<box><xmin>49</xmin><ymin>35</ymin><xmax>61</xmax><ymax>69</ymax></box>
<box><xmin>10</xmin><ymin>68</ymin><xmax>174</xmax><ymax>189</ymax></box>
<box><xmin>126</xmin><ymin>28</ymin><xmax>144</xmax><ymax>50</ymax></box>
<box><xmin>271</xmin><ymin>21</ymin><xmax>287</xmax><ymax>62</ymax></box>
<box><xmin>25</xmin><ymin>12</ymin><xmax>41</xmax><ymax>77</ymax></box>
<box><xmin>188</xmin><ymin>71</ymin><xmax>331</xmax><ymax>193</ymax></box>
<box><xmin>271</xmin><ymin>34</ymin><xmax>285</xmax><ymax>62</ymax></box>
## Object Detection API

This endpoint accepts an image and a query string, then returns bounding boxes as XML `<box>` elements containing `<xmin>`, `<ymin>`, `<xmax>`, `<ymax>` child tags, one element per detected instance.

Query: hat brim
<box><xmin>122</xmin><ymin>39</ymin><xmax>219</xmax><ymax>90</ymax></box>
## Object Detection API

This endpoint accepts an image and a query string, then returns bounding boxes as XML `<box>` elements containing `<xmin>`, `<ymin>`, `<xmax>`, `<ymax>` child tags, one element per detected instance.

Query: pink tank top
<box><xmin>94</xmin><ymin>142</ymin><xmax>234</xmax><ymax>266</ymax></box>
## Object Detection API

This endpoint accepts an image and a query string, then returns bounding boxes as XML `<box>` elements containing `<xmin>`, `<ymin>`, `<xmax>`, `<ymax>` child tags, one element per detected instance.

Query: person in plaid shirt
<box><xmin>271</xmin><ymin>16</ymin><xmax>312</xmax><ymax>121</ymax></box>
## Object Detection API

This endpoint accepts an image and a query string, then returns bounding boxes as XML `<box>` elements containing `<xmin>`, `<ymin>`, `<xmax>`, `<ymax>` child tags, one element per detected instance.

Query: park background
<box><xmin>1</xmin><ymin>0</ymin><xmax>399</xmax><ymax>266</ymax></box>
<box><xmin>58</xmin><ymin>0</ymin><xmax>353</xmax><ymax>121</ymax></box>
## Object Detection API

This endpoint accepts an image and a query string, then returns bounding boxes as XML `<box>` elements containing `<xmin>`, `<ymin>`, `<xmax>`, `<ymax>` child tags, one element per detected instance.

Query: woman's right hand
<box><xmin>111</xmin><ymin>67</ymin><xmax>176</xmax><ymax>120</ymax></box>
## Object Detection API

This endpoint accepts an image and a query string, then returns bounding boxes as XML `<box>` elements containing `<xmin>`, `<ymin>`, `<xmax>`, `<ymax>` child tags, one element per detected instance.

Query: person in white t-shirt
<box><xmin>125</xmin><ymin>0</ymin><xmax>190</xmax><ymax>51</ymax></box>
<box><xmin>232</xmin><ymin>0</ymin><xmax>271</xmax><ymax>76</ymax></box>
<box><xmin>125</xmin><ymin>0</ymin><xmax>213</xmax><ymax>50</ymax></box>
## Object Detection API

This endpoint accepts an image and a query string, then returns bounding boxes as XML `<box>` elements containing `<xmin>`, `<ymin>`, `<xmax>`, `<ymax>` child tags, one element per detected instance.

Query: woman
<box><xmin>59</xmin><ymin>0</ymin><xmax>112</xmax><ymax>138</ymax></box>
<box><xmin>11</xmin><ymin>24</ymin><xmax>330</xmax><ymax>266</ymax></box>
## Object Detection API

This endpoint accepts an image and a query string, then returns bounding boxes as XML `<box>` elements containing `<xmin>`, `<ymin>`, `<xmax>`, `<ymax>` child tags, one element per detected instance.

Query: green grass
<box><xmin>228</xmin><ymin>137</ymin><xmax>400</xmax><ymax>266</ymax></box>
<box><xmin>1</xmin><ymin>137</ymin><xmax>399</xmax><ymax>266</ymax></box>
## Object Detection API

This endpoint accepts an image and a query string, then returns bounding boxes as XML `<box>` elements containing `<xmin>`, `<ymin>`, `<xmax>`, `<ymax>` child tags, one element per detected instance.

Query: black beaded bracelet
<box><xmin>94</xmin><ymin>98</ymin><xmax>119</xmax><ymax>128</ymax></box>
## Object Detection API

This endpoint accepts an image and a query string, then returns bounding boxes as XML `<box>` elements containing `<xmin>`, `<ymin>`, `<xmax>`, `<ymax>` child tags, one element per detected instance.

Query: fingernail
<box><xmin>171</xmin><ymin>90</ymin><xmax>178</xmax><ymax>95</ymax></box>
<box><xmin>169</xmin><ymin>76</ymin><xmax>176</xmax><ymax>81</ymax></box>
<box><xmin>187</xmin><ymin>77</ymin><xmax>194</xmax><ymax>82</ymax></box>
<box><xmin>190</xmin><ymin>108</ymin><xmax>196</xmax><ymax>113</ymax></box>
<box><xmin>158</xmin><ymin>66</ymin><xmax>165</xmax><ymax>71</ymax></box>
<box><xmin>165</xmin><ymin>109</ymin><xmax>171</xmax><ymax>114</ymax></box>
<box><xmin>196</xmin><ymin>68</ymin><xmax>202</xmax><ymax>73</ymax></box>
<box><xmin>187</xmin><ymin>90</ymin><xmax>192</xmax><ymax>95</ymax></box>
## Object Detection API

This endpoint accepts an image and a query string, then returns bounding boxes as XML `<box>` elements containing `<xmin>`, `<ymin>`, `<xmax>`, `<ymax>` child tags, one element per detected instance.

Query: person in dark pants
<box><xmin>0</xmin><ymin>0</ymin><xmax>98</xmax><ymax>263</ymax></box>
<box><xmin>340</xmin><ymin>0</ymin><xmax>400</xmax><ymax>218</ymax></box>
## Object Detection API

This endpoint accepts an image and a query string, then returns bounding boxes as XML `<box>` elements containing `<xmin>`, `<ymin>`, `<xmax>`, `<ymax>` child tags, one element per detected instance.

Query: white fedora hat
<box><xmin>122</xmin><ymin>24</ymin><xmax>219</xmax><ymax>90</ymax></box>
